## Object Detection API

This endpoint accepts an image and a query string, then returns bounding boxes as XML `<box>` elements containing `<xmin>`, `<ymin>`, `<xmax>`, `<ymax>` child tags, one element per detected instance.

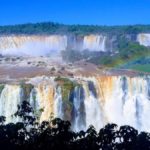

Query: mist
<box><xmin>0</xmin><ymin>34</ymin><xmax>107</xmax><ymax>57</ymax></box>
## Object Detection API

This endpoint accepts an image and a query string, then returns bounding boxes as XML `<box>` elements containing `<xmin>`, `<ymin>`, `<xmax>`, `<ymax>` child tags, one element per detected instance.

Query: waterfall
<box><xmin>0</xmin><ymin>85</ymin><xmax>21</xmax><ymax>123</ymax></box>
<box><xmin>83</xmin><ymin>35</ymin><xmax>106</xmax><ymax>51</ymax></box>
<box><xmin>0</xmin><ymin>35</ymin><xmax>68</xmax><ymax>56</ymax></box>
<box><xmin>54</xmin><ymin>86</ymin><xmax>63</xmax><ymax>119</ymax></box>
<box><xmin>83</xmin><ymin>80</ymin><xmax>102</xmax><ymax>130</ymax></box>
<box><xmin>96</xmin><ymin>76</ymin><xmax>150</xmax><ymax>132</ymax></box>
<box><xmin>0</xmin><ymin>76</ymin><xmax>150</xmax><ymax>132</ymax></box>
<box><xmin>35</xmin><ymin>83</ymin><xmax>54</xmax><ymax>122</ymax></box>
<box><xmin>72</xmin><ymin>86</ymin><xmax>86</xmax><ymax>131</ymax></box>
<box><xmin>0</xmin><ymin>35</ymin><xmax>109</xmax><ymax>56</ymax></box>
<box><xmin>137</xmin><ymin>33</ymin><xmax>150</xmax><ymax>46</ymax></box>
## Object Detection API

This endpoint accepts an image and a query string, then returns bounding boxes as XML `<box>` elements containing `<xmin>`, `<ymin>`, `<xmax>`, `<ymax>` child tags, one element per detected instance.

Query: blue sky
<box><xmin>0</xmin><ymin>0</ymin><xmax>150</xmax><ymax>25</ymax></box>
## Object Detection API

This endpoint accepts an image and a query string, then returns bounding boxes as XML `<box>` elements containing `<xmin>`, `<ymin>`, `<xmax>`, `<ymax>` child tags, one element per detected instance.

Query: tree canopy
<box><xmin>0</xmin><ymin>22</ymin><xmax>150</xmax><ymax>35</ymax></box>
<box><xmin>0</xmin><ymin>101</ymin><xmax>150</xmax><ymax>150</ymax></box>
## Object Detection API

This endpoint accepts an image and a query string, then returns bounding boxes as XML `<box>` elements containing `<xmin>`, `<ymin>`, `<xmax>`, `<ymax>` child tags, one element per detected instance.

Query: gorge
<box><xmin>0</xmin><ymin>23</ymin><xmax>150</xmax><ymax>133</ymax></box>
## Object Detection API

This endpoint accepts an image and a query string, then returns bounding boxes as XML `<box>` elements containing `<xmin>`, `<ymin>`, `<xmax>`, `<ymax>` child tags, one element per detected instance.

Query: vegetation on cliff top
<box><xmin>55</xmin><ymin>76</ymin><xmax>80</xmax><ymax>101</ymax></box>
<box><xmin>0</xmin><ymin>22</ymin><xmax>150</xmax><ymax>35</ymax></box>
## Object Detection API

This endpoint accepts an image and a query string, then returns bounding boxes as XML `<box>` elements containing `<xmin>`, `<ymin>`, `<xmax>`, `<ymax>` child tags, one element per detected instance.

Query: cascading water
<box><xmin>0</xmin><ymin>85</ymin><xmax>21</xmax><ymax>123</ymax></box>
<box><xmin>83</xmin><ymin>35</ymin><xmax>106</xmax><ymax>51</ymax></box>
<box><xmin>2</xmin><ymin>33</ymin><xmax>150</xmax><ymax>57</ymax></box>
<box><xmin>0</xmin><ymin>35</ymin><xmax>107</xmax><ymax>56</ymax></box>
<box><xmin>0</xmin><ymin>35</ymin><xmax>68</xmax><ymax>56</ymax></box>
<box><xmin>0</xmin><ymin>76</ymin><xmax>150</xmax><ymax>132</ymax></box>
<box><xmin>96</xmin><ymin>76</ymin><xmax>150</xmax><ymax>132</ymax></box>
<box><xmin>137</xmin><ymin>33</ymin><xmax>150</xmax><ymax>47</ymax></box>
<box><xmin>54</xmin><ymin>86</ymin><xmax>63</xmax><ymax>119</ymax></box>
<box><xmin>83</xmin><ymin>80</ymin><xmax>102</xmax><ymax>130</ymax></box>
<box><xmin>72</xmin><ymin>86</ymin><xmax>86</xmax><ymax>131</ymax></box>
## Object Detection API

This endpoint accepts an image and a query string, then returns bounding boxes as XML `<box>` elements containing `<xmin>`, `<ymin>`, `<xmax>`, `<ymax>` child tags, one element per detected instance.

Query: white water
<box><xmin>0</xmin><ymin>35</ymin><xmax>107</xmax><ymax>56</ymax></box>
<box><xmin>137</xmin><ymin>33</ymin><xmax>150</xmax><ymax>46</ymax></box>
<box><xmin>0</xmin><ymin>85</ymin><xmax>21</xmax><ymax>123</ymax></box>
<box><xmin>0</xmin><ymin>35</ymin><xmax>67</xmax><ymax>56</ymax></box>
<box><xmin>83</xmin><ymin>35</ymin><xmax>106</xmax><ymax>51</ymax></box>
<box><xmin>0</xmin><ymin>76</ymin><xmax>150</xmax><ymax>132</ymax></box>
<box><xmin>54</xmin><ymin>86</ymin><xmax>63</xmax><ymax>119</ymax></box>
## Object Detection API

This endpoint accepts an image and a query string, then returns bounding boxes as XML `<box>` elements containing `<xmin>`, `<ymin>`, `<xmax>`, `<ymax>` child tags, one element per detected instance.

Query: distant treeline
<box><xmin>0</xmin><ymin>22</ymin><xmax>150</xmax><ymax>35</ymax></box>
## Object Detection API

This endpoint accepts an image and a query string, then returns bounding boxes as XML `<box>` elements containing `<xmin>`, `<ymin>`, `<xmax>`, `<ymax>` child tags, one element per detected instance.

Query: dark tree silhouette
<box><xmin>0</xmin><ymin>116</ymin><xmax>5</xmax><ymax>125</ymax></box>
<box><xmin>0</xmin><ymin>101</ymin><xmax>150</xmax><ymax>150</ymax></box>
<box><xmin>98</xmin><ymin>123</ymin><xmax>118</xmax><ymax>149</ymax></box>
<box><xmin>14</xmin><ymin>101</ymin><xmax>36</xmax><ymax>126</ymax></box>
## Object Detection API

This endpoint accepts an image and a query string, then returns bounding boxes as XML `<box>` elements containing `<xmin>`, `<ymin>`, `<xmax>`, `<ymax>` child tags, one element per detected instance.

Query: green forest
<box><xmin>0</xmin><ymin>22</ymin><xmax>150</xmax><ymax>35</ymax></box>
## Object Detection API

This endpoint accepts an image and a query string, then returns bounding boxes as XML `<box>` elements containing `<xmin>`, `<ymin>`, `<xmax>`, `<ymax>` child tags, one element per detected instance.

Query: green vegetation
<box><xmin>20</xmin><ymin>83</ymin><xmax>34</xmax><ymax>100</ymax></box>
<box><xmin>39</xmin><ymin>108</ymin><xmax>44</xmax><ymax>113</ymax></box>
<box><xmin>89</xmin><ymin>40</ymin><xmax>150</xmax><ymax>68</ymax></box>
<box><xmin>55</xmin><ymin>76</ymin><xmax>81</xmax><ymax>120</ymax></box>
<box><xmin>61</xmin><ymin>40</ymin><xmax>150</xmax><ymax>74</ymax></box>
<box><xmin>55</xmin><ymin>76</ymin><xmax>78</xmax><ymax>101</ymax></box>
<box><xmin>119</xmin><ymin>57</ymin><xmax>150</xmax><ymax>72</ymax></box>
<box><xmin>113</xmin><ymin>41</ymin><xmax>150</xmax><ymax>67</ymax></box>
<box><xmin>1</xmin><ymin>22</ymin><xmax>150</xmax><ymax>35</ymax></box>
<box><xmin>0</xmin><ymin>84</ymin><xmax>4</xmax><ymax>94</ymax></box>
<box><xmin>32</xmin><ymin>94</ymin><xmax>36</xmax><ymax>102</ymax></box>
<box><xmin>127</xmin><ymin>64</ymin><xmax>150</xmax><ymax>72</ymax></box>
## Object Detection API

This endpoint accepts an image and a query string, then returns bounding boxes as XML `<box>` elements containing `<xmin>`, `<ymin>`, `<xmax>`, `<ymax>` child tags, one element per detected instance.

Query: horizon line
<box><xmin>1</xmin><ymin>21</ymin><xmax>150</xmax><ymax>27</ymax></box>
